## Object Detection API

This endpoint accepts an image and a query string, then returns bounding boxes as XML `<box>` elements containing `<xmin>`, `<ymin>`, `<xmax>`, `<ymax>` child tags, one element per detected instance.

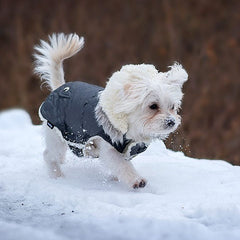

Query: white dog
<box><xmin>34</xmin><ymin>33</ymin><xmax>188</xmax><ymax>189</ymax></box>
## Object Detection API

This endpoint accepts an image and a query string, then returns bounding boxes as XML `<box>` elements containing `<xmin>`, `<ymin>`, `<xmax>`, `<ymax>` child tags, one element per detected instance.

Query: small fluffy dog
<box><xmin>34</xmin><ymin>33</ymin><xmax>188</xmax><ymax>189</ymax></box>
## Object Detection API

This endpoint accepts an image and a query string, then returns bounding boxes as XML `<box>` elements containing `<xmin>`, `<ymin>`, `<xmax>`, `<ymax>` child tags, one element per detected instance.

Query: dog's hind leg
<box><xmin>43</xmin><ymin>122</ymin><xmax>67</xmax><ymax>178</ymax></box>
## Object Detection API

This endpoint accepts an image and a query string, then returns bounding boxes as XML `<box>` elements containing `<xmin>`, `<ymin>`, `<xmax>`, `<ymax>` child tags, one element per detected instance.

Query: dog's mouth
<box><xmin>165</xmin><ymin>123</ymin><xmax>179</xmax><ymax>132</ymax></box>
<box><xmin>149</xmin><ymin>124</ymin><xmax>179</xmax><ymax>140</ymax></box>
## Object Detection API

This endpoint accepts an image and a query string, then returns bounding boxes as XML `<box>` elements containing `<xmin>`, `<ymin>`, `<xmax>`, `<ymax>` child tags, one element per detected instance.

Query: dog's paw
<box><xmin>50</xmin><ymin>169</ymin><xmax>64</xmax><ymax>179</ymax></box>
<box><xmin>47</xmin><ymin>162</ymin><xmax>64</xmax><ymax>178</ymax></box>
<box><xmin>83</xmin><ymin>136</ymin><xmax>103</xmax><ymax>158</ymax></box>
<box><xmin>132</xmin><ymin>178</ymin><xmax>147</xmax><ymax>189</ymax></box>
<box><xmin>83</xmin><ymin>140</ymin><xmax>99</xmax><ymax>158</ymax></box>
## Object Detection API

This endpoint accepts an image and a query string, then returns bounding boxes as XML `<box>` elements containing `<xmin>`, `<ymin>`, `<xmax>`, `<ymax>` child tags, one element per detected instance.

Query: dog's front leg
<box><xmin>87</xmin><ymin>136</ymin><xmax>147</xmax><ymax>189</ymax></box>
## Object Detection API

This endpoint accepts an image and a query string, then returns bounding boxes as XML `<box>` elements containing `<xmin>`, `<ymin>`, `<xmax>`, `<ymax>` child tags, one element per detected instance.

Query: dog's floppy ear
<box><xmin>161</xmin><ymin>62</ymin><xmax>188</xmax><ymax>88</ymax></box>
<box><xmin>99</xmin><ymin>74</ymin><xmax>129</xmax><ymax>134</ymax></box>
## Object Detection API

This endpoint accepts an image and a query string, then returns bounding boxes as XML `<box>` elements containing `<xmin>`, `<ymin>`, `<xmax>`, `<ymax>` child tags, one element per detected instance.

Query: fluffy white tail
<box><xmin>34</xmin><ymin>33</ymin><xmax>84</xmax><ymax>91</ymax></box>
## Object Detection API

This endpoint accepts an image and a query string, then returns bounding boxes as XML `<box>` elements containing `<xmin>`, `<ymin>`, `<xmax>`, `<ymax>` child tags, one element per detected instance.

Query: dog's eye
<box><xmin>171</xmin><ymin>105</ymin><xmax>175</xmax><ymax>110</ymax></box>
<box><xmin>149</xmin><ymin>104</ymin><xmax>158</xmax><ymax>110</ymax></box>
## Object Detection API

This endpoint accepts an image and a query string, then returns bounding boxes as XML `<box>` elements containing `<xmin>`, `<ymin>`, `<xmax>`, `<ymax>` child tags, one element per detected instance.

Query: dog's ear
<box><xmin>161</xmin><ymin>62</ymin><xmax>188</xmax><ymax>88</ymax></box>
<box><xmin>99</xmin><ymin>83</ymin><xmax>129</xmax><ymax>134</ymax></box>
<box><xmin>99</xmin><ymin>82</ymin><xmax>146</xmax><ymax>135</ymax></box>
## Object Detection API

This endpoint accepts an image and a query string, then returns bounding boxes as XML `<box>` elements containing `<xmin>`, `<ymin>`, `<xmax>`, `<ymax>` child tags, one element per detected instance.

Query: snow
<box><xmin>1</xmin><ymin>109</ymin><xmax>240</xmax><ymax>240</ymax></box>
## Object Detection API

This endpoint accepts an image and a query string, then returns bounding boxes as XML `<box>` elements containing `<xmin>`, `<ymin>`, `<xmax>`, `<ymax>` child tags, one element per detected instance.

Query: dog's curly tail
<box><xmin>34</xmin><ymin>33</ymin><xmax>84</xmax><ymax>91</ymax></box>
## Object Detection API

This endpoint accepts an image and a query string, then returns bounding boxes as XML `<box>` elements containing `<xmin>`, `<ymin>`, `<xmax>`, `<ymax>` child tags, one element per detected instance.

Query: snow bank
<box><xmin>0</xmin><ymin>109</ymin><xmax>240</xmax><ymax>240</ymax></box>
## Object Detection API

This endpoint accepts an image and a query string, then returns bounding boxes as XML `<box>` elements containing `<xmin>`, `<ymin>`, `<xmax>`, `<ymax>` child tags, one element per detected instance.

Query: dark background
<box><xmin>0</xmin><ymin>0</ymin><xmax>240</xmax><ymax>164</ymax></box>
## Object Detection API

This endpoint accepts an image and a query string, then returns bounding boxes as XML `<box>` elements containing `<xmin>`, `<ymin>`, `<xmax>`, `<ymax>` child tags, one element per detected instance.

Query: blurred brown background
<box><xmin>0</xmin><ymin>0</ymin><xmax>239</xmax><ymax>164</ymax></box>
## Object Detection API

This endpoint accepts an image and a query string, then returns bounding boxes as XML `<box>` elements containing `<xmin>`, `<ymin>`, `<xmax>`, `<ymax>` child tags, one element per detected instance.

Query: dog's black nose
<box><xmin>166</xmin><ymin>118</ymin><xmax>175</xmax><ymax>127</ymax></box>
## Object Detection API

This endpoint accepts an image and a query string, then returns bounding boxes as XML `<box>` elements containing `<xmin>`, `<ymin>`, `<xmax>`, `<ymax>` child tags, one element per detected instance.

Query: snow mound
<box><xmin>0</xmin><ymin>109</ymin><xmax>240</xmax><ymax>240</ymax></box>
<box><xmin>0</xmin><ymin>109</ymin><xmax>32</xmax><ymax>129</ymax></box>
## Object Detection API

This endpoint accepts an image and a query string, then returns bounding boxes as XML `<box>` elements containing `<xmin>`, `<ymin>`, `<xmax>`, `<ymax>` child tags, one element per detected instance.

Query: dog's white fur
<box><xmin>34</xmin><ymin>33</ymin><xmax>188</xmax><ymax>189</ymax></box>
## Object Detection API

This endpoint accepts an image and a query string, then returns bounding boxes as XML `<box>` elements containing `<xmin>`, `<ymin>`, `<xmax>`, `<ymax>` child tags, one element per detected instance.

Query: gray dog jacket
<box><xmin>40</xmin><ymin>81</ymin><xmax>147</xmax><ymax>158</ymax></box>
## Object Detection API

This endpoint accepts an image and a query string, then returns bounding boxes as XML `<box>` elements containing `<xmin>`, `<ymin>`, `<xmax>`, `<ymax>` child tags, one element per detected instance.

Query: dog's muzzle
<box><xmin>165</xmin><ymin>117</ymin><xmax>175</xmax><ymax>128</ymax></box>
